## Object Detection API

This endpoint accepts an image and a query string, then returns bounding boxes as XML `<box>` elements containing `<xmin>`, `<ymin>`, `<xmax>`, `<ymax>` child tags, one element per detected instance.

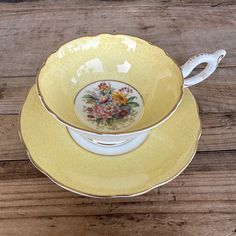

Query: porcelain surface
<box><xmin>37</xmin><ymin>34</ymin><xmax>183</xmax><ymax>134</ymax></box>
<box><xmin>19</xmin><ymin>86</ymin><xmax>201</xmax><ymax>197</ymax></box>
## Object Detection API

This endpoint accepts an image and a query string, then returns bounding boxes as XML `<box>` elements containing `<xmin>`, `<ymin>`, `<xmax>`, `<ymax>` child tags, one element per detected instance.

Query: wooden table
<box><xmin>0</xmin><ymin>0</ymin><xmax>235</xmax><ymax>235</ymax></box>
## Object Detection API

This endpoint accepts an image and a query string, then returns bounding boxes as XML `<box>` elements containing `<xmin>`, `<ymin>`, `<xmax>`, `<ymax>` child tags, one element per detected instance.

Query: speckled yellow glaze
<box><xmin>20</xmin><ymin>86</ymin><xmax>201</xmax><ymax>197</ymax></box>
<box><xmin>37</xmin><ymin>34</ymin><xmax>183</xmax><ymax>134</ymax></box>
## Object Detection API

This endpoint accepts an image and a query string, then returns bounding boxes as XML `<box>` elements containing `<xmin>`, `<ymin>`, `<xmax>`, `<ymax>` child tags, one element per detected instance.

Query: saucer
<box><xmin>19</xmin><ymin>85</ymin><xmax>201</xmax><ymax>198</ymax></box>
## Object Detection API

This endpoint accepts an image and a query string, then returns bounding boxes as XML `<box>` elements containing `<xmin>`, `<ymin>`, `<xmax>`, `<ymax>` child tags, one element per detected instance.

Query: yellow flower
<box><xmin>112</xmin><ymin>92</ymin><xmax>128</xmax><ymax>105</ymax></box>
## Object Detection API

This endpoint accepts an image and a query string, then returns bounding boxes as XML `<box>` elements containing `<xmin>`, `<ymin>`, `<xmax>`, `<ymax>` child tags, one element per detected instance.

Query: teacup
<box><xmin>36</xmin><ymin>34</ymin><xmax>225</xmax><ymax>155</ymax></box>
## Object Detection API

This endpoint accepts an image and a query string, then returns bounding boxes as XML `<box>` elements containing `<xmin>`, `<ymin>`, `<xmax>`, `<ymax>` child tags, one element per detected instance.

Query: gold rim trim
<box><xmin>18</xmin><ymin>86</ymin><xmax>202</xmax><ymax>198</ymax></box>
<box><xmin>36</xmin><ymin>33</ymin><xmax>184</xmax><ymax>135</ymax></box>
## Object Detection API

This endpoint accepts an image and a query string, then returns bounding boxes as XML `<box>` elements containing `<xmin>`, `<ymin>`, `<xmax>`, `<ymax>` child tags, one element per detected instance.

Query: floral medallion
<box><xmin>75</xmin><ymin>81</ymin><xmax>144</xmax><ymax>132</ymax></box>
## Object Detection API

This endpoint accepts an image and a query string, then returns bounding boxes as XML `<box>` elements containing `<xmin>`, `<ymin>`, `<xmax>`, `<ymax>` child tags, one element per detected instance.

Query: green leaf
<box><xmin>107</xmin><ymin>118</ymin><xmax>113</xmax><ymax>126</ymax></box>
<box><xmin>127</xmin><ymin>96</ymin><xmax>137</xmax><ymax>102</ymax></box>
<box><xmin>86</xmin><ymin>99</ymin><xmax>96</xmax><ymax>104</ymax></box>
<box><xmin>127</xmin><ymin>102</ymin><xmax>139</xmax><ymax>107</ymax></box>
<box><xmin>83</xmin><ymin>94</ymin><xmax>96</xmax><ymax>100</ymax></box>
<box><xmin>96</xmin><ymin>118</ymin><xmax>101</xmax><ymax>125</ymax></box>
<box><xmin>107</xmin><ymin>88</ymin><xmax>113</xmax><ymax>94</ymax></box>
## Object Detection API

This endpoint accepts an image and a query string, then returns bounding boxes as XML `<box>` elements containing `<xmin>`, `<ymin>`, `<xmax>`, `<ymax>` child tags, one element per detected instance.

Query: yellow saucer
<box><xmin>19</xmin><ymin>86</ymin><xmax>201</xmax><ymax>198</ymax></box>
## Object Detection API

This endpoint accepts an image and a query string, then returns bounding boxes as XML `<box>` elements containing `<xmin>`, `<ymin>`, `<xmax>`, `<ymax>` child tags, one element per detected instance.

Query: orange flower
<box><xmin>112</xmin><ymin>92</ymin><xmax>128</xmax><ymax>105</ymax></box>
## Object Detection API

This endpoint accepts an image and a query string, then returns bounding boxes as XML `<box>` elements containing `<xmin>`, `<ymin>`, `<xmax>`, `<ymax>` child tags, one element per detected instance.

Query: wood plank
<box><xmin>0</xmin><ymin>111</ymin><xmax>236</xmax><ymax>160</ymax></box>
<box><xmin>0</xmin><ymin>0</ymin><xmax>236</xmax><ymax>11</ymax></box>
<box><xmin>0</xmin><ymin>67</ymin><xmax>236</xmax><ymax>114</ymax></box>
<box><xmin>0</xmin><ymin>115</ymin><xmax>27</xmax><ymax>161</ymax></box>
<box><xmin>0</xmin><ymin>151</ymin><xmax>236</xmax><ymax>235</ymax></box>
<box><xmin>199</xmin><ymin>112</ymin><xmax>236</xmax><ymax>152</ymax></box>
<box><xmin>1</xmin><ymin>0</ymin><xmax>235</xmax><ymax>9</ymax></box>
<box><xmin>0</xmin><ymin>214</ymin><xmax>235</xmax><ymax>236</ymax></box>
<box><xmin>0</xmin><ymin>76</ymin><xmax>34</xmax><ymax>114</ymax></box>
<box><xmin>0</xmin><ymin>0</ymin><xmax>236</xmax><ymax>10</ymax></box>
<box><xmin>191</xmin><ymin>68</ymin><xmax>236</xmax><ymax>113</ymax></box>
<box><xmin>0</xmin><ymin>3</ymin><xmax>235</xmax><ymax>77</ymax></box>
<box><xmin>0</xmin><ymin>0</ymin><xmax>235</xmax><ymax>11</ymax></box>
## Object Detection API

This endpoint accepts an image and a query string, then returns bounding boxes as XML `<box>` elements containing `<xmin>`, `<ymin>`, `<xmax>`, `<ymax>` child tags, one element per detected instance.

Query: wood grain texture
<box><xmin>0</xmin><ymin>151</ymin><xmax>235</xmax><ymax>235</ymax></box>
<box><xmin>0</xmin><ymin>1</ymin><xmax>235</xmax><ymax>77</ymax></box>
<box><xmin>0</xmin><ymin>76</ymin><xmax>34</xmax><ymax>114</ymax></box>
<box><xmin>1</xmin><ymin>0</ymin><xmax>236</xmax><ymax>8</ymax></box>
<box><xmin>1</xmin><ymin>67</ymin><xmax>236</xmax><ymax>114</ymax></box>
<box><xmin>0</xmin><ymin>115</ymin><xmax>26</xmax><ymax>161</ymax></box>
<box><xmin>0</xmin><ymin>214</ymin><xmax>235</xmax><ymax>236</ymax></box>
<box><xmin>199</xmin><ymin>112</ymin><xmax>236</xmax><ymax>152</ymax></box>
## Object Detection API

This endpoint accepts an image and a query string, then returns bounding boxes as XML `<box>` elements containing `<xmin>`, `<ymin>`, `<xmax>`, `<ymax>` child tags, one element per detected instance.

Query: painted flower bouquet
<box><xmin>82</xmin><ymin>82</ymin><xmax>140</xmax><ymax>130</ymax></box>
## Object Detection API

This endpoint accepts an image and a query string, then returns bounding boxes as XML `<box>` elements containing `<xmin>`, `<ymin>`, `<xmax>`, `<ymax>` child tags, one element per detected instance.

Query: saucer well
<box><xmin>19</xmin><ymin>85</ymin><xmax>201</xmax><ymax>198</ymax></box>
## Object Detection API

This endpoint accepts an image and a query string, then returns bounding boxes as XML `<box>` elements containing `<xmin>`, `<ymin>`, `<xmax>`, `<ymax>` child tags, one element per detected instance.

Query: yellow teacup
<box><xmin>37</xmin><ymin>34</ymin><xmax>225</xmax><ymax>155</ymax></box>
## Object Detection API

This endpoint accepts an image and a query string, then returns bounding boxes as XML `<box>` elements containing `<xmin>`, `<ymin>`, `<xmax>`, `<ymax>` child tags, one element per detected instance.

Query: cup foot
<box><xmin>67</xmin><ymin>128</ymin><xmax>149</xmax><ymax>156</ymax></box>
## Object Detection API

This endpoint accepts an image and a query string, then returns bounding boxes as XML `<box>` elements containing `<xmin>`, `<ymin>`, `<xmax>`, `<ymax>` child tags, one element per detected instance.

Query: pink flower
<box><xmin>99</xmin><ymin>95</ymin><xmax>109</xmax><ymax>103</ymax></box>
<box><xmin>95</xmin><ymin>105</ymin><xmax>112</xmax><ymax>119</ymax></box>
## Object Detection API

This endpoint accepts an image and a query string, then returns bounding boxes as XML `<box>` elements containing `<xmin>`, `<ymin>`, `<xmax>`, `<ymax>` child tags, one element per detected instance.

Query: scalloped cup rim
<box><xmin>36</xmin><ymin>33</ymin><xmax>184</xmax><ymax>136</ymax></box>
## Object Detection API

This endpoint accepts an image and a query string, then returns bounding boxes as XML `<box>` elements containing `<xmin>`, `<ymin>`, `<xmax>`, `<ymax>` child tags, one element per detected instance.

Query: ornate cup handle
<box><xmin>181</xmin><ymin>49</ymin><xmax>226</xmax><ymax>87</ymax></box>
